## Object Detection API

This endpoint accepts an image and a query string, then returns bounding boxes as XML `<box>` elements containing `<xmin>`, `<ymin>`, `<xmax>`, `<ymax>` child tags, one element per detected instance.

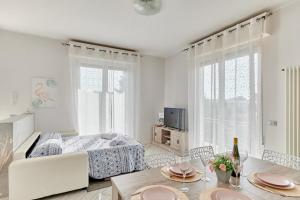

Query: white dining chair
<box><xmin>190</xmin><ymin>146</ymin><xmax>215</xmax><ymax>161</ymax></box>
<box><xmin>262</xmin><ymin>149</ymin><xmax>300</xmax><ymax>170</ymax></box>
<box><xmin>144</xmin><ymin>152</ymin><xmax>176</xmax><ymax>169</ymax></box>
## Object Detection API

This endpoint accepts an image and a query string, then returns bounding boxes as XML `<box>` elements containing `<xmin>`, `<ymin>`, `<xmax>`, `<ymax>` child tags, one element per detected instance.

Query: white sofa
<box><xmin>9</xmin><ymin>131</ymin><xmax>89</xmax><ymax>200</ymax></box>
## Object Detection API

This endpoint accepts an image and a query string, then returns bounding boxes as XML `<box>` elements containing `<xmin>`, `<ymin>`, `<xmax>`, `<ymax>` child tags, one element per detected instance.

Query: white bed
<box><xmin>62</xmin><ymin>134</ymin><xmax>145</xmax><ymax>179</ymax></box>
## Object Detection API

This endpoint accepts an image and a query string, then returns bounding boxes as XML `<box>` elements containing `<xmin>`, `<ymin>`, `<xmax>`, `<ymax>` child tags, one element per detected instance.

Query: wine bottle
<box><xmin>231</xmin><ymin>137</ymin><xmax>240</xmax><ymax>177</ymax></box>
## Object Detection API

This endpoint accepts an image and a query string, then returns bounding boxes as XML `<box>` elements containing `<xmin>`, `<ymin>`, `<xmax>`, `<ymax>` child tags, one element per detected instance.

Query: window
<box><xmin>78</xmin><ymin>66</ymin><xmax>126</xmax><ymax>135</ymax></box>
<box><xmin>200</xmin><ymin>51</ymin><xmax>260</xmax><ymax>153</ymax></box>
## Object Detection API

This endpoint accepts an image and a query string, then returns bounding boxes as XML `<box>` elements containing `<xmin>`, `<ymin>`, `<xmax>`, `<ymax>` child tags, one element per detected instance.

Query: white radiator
<box><xmin>286</xmin><ymin>66</ymin><xmax>300</xmax><ymax>157</ymax></box>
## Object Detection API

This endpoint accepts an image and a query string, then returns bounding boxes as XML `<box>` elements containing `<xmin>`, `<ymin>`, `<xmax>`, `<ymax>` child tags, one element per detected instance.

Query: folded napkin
<box><xmin>109</xmin><ymin>136</ymin><xmax>128</xmax><ymax>146</ymax></box>
<box><xmin>100</xmin><ymin>133</ymin><xmax>118</xmax><ymax>140</ymax></box>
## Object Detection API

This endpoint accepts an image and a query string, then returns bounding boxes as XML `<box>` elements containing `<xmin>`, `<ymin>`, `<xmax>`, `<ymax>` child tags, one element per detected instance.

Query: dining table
<box><xmin>111</xmin><ymin>157</ymin><xmax>300</xmax><ymax>200</ymax></box>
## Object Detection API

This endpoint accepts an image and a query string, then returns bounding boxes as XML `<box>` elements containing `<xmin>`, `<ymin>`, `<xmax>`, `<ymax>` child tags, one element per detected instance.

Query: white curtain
<box><xmin>69</xmin><ymin>44</ymin><xmax>140</xmax><ymax>138</ymax></box>
<box><xmin>188</xmin><ymin>18</ymin><xmax>267</xmax><ymax>157</ymax></box>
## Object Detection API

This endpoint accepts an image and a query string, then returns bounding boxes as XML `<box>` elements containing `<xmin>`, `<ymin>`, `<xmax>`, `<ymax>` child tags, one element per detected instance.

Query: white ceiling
<box><xmin>0</xmin><ymin>0</ymin><xmax>290</xmax><ymax>57</ymax></box>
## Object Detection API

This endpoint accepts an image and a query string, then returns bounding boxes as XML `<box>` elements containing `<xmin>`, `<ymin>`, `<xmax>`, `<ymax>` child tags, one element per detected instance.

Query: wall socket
<box><xmin>267</xmin><ymin>120</ymin><xmax>278</xmax><ymax>126</ymax></box>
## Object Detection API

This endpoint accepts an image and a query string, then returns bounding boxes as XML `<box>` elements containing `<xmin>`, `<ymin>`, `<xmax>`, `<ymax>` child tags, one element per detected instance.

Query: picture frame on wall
<box><xmin>31</xmin><ymin>77</ymin><xmax>57</xmax><ymax>108</ymax></box>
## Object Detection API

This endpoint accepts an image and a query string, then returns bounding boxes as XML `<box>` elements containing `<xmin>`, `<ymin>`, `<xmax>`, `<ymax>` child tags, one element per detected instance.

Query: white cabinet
<box><xmin>152</xmin><ymin>125</ymin><xmax>188</xmax><ymax>156</ymax></box>
<box><xmin>153</xmin><ymin>126</ymin><xmax>162</xmax><ymax>143</ymax></box>
<box><xmin>0</xmin><ymin>113</ymin><xmax>35</xmax><ymax>197</ymax></box>
<box><xmin>170</xmin><ymin>132</ymin><xmax>180</xmax><ymax>150</ymax></box>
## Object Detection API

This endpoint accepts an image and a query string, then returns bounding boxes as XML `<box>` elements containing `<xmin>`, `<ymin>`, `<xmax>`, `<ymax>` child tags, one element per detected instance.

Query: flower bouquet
<box><xmin>209</xmin><ymin>155</ymin><xmax>233</xmax><ymax>183</ymax></box>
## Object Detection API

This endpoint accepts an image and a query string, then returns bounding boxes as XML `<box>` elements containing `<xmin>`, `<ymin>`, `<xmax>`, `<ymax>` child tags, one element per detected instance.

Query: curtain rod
<box><xmin>182</xmin><ymin>11</ymin><xmax>272</xmax><ymax>52</ymax></box>
<box><xmin>62</xmin><ymin>41</ymin><xmax>139</xmax><ymax>56</ymax></box>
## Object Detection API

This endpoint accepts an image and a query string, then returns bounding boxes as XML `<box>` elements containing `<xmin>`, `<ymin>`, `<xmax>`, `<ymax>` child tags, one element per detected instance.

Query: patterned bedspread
<box><xmin>62</xmin><ymin>134</ymin><xmax>145</xmax><ymax>179</ymax></box>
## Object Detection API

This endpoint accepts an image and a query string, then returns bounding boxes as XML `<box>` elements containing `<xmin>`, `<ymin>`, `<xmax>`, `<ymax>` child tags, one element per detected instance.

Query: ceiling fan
<box><xmin>133</xmin><ymin>0</ymin><xmax>162</xmax><ymax>16</ymax></box>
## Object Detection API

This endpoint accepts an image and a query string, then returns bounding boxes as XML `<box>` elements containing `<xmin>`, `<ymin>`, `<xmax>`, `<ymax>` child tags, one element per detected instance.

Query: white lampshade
<box><xmin>134</xmin><ymin>0</ymin><xmax>161</xmax><ymax>16</ymax></box>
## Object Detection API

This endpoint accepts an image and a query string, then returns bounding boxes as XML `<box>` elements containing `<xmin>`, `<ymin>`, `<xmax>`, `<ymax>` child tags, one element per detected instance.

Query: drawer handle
<box><xmin>177</xmin><ymin>139</ymin><xmax>179</xmax><ymax>144</ymax></box>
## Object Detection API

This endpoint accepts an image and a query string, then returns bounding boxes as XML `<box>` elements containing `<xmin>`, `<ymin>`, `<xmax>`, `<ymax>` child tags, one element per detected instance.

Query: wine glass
<box><xmin>226</xmin><ymin>150</ymin><xmax>248</xmax><ymax>177</ymax></box>
<box><xmin>179</xmin><ymin>162</ymin><xmax>190</xmax><ymax>193</ymax></box>
<box><xmin>231</xmin><ymin>157</ymin><xmax>242</xmax><ymax>189</ymax></box>
<box><xmin>240</xmin><ymin>150</ymin><xmax>248</xmax><ymax>177</ymax></box>
<box><xmin>200</xmin><ymin>154</ymin><xmax>214</xmax><ymax>182</ymax></box>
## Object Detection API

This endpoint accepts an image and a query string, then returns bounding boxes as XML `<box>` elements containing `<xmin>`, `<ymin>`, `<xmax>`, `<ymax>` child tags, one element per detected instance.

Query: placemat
<box><xmin>130</xmin><ymin>185</ymin><xmax>189</xmax><ymax>200</ymax></box>
<box><xmin>248</xmin><ymin>173</ymin><xmax>300</xmax><ymax>197</ymax></box>
<box><xmin>160</xmin><ymin>166</ymin><xmax>203</xmax><ymax>183</ymax></box>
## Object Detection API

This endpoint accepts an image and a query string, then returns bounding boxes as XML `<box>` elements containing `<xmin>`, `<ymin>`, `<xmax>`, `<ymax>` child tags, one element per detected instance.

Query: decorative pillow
<box><xmin>100</xmin><ymin>133</ymin><xmax>118</xmax><ymax>140</ymax></box>
<box><xmin>109</xmin><ymin>135</ymin><xmax>128</xmax><ymax>146</ymax></box>
<box><xmin>29</xmin><ymin>132</ymin><xmax>63</xmax><ymax>158</ymax></box>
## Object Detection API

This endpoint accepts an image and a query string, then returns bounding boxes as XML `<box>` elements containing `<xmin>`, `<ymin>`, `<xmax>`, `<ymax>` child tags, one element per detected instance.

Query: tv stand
<box><xmin>152</xmin><ymin>125</ymin><xmax>188</xmax><ymax>156</ymax></box>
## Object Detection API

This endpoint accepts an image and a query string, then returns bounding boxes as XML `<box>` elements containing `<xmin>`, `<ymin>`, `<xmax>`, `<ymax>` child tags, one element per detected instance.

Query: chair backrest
<box><xmin>262</xmin><ymin>149</ymin><xmax>300</xmax><ymax>170</ymax></box>
<box><xmin>144</xmin><ymin>152</ymin><xmax>176</xmax><ymax>169</ymax></box>
<box><xmin>190</xmin><ymin>146</ymin><xmax>215</xmax><ymax>161</ymax></box>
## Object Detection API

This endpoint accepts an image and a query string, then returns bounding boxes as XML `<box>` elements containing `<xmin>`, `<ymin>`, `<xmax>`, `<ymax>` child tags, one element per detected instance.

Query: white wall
<box><xmin>0</xmin><ymin>30</ymin><xmax>165</xmax><ymax>144</ymax></box>
<box><xmin>0</xmin><ymin>30</ymin><xmax>73</xmax><ymax>132</ymax></box>
<box><xmin>138</xmin><ymin>56</ymin><xmax>165</xmax><ymax>144</ymax></box>
<box><xmin>164</xmin><ymin>52</ymin><xmax>188</xmax><ymax>109</ymax></box>
<box><xmin>164</xmin><ymin>0</ymin><xmax>300</xmax><ymax>153</ymax></box>
<box><xmin>262</xmin><ymin>1</ymin><xmax>300</xmax><ymax>152</ymax></box>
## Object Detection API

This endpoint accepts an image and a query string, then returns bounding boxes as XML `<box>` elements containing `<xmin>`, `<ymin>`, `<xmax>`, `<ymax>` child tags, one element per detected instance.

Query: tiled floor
<box><xmin>1</xmin><ymin>144</ymin><xmax>175</xmax><ymax>200</ymax></box>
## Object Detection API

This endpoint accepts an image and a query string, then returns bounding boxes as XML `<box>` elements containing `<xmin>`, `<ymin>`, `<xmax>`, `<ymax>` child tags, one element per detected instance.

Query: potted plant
<box><xmin>209</xmin><ymin>155</ymin><xmax>233</xmax><ymax>183</ymax></box>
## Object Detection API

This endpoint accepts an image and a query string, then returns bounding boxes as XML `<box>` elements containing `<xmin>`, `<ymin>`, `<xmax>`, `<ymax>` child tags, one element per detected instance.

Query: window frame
<box><xmin>78</xmin><ymin>63</ymin><xmax>127</xmax><ymax>134</ymax></box>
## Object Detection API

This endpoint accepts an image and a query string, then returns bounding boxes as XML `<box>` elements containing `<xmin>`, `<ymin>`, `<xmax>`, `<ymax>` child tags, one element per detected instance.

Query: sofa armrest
<box><xmin>13</xmin><ymin>131</ymin><xmax>41</xmax><ymax>160</ymax></box>
<box><xmin>9</xmin><ymin>152</ymin><xmax>89</xmax><ymax>200</ymax></box>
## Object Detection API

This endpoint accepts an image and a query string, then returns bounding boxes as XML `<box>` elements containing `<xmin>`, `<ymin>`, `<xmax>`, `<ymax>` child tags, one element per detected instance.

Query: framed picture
<box><xmin>32</xmin><ymin>77</ymin><xmax>57</xmax><ymax>108</ymax></box>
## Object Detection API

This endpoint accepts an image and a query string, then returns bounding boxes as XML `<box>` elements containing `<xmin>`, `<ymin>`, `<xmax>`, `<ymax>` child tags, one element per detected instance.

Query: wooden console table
<box><xmin>152</xmin><ymin>125</ymin><xmax>188</xmax><ymax>156</ymax></box>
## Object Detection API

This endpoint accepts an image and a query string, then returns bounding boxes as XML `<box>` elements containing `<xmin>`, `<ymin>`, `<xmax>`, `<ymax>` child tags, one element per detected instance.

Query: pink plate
<box><xmin>256</xmin><ymin>173</ymin><xmax>291</xmax><ymax>187</ymax></box>
<box><xmin>169</xmin><ymin>163</ymin><xmax>194</xmax><ymax>175</ymax></box>
<box><xmin>211</xmin><ymin>189</ymin><xmax>251</xmax><ymax>200</ymax></box>
<box><xmin>254</xmin><ymin>174</ymin><xmax>295</xmax><ymax>190</ymax></box>
<box><xmin>141</xmin><ymin>186</ymin><xmax>177</xmax><ymax>200</ymax></box>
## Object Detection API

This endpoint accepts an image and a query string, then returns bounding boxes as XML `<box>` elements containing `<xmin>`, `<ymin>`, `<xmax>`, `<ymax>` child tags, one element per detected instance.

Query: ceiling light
<box><xmin>134</xmin><ymin>0</ymin><xmax>161</xmax><ymax>16</ymax></box>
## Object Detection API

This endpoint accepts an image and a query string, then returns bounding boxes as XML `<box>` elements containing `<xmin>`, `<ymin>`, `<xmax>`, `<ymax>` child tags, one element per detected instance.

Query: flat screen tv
<box><xmin>164</xmin><ymin>107</ymin><xmax>185</xmax><ymax>130</ymax></box>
